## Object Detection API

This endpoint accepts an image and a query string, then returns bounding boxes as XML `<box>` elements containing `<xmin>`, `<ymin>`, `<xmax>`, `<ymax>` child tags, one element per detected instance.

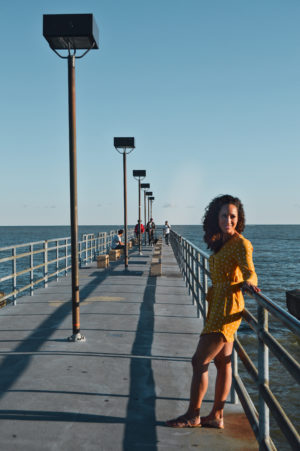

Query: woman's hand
<box><xmin>242</xmin><ymin>281</ymin><xmax>261</xmax><ymax>294</ymax></box>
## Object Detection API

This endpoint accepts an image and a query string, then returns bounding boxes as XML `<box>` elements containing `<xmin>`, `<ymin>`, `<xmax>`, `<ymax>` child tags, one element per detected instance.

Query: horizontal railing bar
<box><xmin>47</xmin><ymin>266</ymin><xmax>72</xmax><ymax>280</ymax></box>
<box><xmin>16</xmin><ymin>262</ymin><xmax>45</xmax><ymax>277</ymax></box>
<box><xmin>261</xmin><ymin>330</ymin><xmax>300</xmax><ymax>385</ymax></box>
<box><xmin>0</xmin><ymin>240</ymin><xmax>47</xmax><ymax>251</ymax></box>
<box><xmin>242</xmin><ymin>308</ymin><xmax>258</xmax><ymax>332</ymax></box>
<box><xmin>46</xmin><ymin>256</ymin><xmax>70</xmax><ymax>266</ymax></box>
<box><xmin>0</xmin><ymin>237</ymin><xmax>71</xmax><ymax>252</ymax></box>
<box><xmin>46</xmin><ymin>244</ymin><xmax>70</xmax><ymax>251</ymax></box>
<box><xmin>242</xmin><ymin>310</ymin><xmax>300</xmax><ymax>384</ymax></box>
<box><xmin>259</xmin><ymin>383</ymin><xmax>300</xmax><ymax>450</ymax></box>
<box><xmin>0</xmin><ymin>274</ymin><xmax>14</xmax><ymax>283</ymax></box>
<box><xmin>0</xmin><ymin>248</ymin><xmax>46</xmax><ymax>263</ymax></box>
<box><xmin>247</xmin><ymin>289</ymin><xmax>300</xmax><ymax>337</ymax></box>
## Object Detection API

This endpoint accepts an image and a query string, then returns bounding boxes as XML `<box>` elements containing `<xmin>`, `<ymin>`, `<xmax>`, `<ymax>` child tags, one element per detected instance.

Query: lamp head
<box><xmin>114</xmin><ymin>137</ymin><xmax>135</xmax><ymax>149</ymax></box>
<box><xmin>43</xmin><ymin>14</ymin><xmax>99</xmax><ymax>50</ymax></box>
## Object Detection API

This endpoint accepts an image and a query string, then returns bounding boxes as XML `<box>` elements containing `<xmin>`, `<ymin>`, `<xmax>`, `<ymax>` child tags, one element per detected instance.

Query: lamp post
<box><xmin>114</xmin><ymin>137</ymin><xmax>135</xmax><ymax>269</ymax></box>
<box><xmin>141</xmin><ymin>183</ymin><xmax>150</xmax><ymax>245</ymax></box>
<box><xmin>133</xmin><ymin>170</ymin><xmax>146</xmax><ymax>255</ymax></box>
<box><xmin>145</xmin><ymin>191</ymin><xmax>153</xmax><ymax>225</ymax></box>
<box><xmin>149</xmin><ymin>196</ymin><xmax>155</xmax><ymax>220</ymax></box>
<box><xmin>43</xmin><ymin>14</ymin><xmax>99</xmax><ymax>342</ymax></box>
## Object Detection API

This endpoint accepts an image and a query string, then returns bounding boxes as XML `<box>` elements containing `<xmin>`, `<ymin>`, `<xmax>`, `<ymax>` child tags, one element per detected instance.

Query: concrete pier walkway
<box><xmin>0</xmin><ymin>240</ymin><xmax>257</xmax><ymax>450</ymax></box>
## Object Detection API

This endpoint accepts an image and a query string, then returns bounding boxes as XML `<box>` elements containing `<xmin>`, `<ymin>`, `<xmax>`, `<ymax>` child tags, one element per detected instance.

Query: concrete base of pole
<box><xmin>67</xmin><ymin>332</ymin><xmax>86</xmax><ymax>342</ymax></box>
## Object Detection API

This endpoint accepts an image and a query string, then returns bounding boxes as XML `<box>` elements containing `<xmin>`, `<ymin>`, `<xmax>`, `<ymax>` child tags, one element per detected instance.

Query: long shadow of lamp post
<box><xmin>114</xmin><ymin>138</ymin><xmax>135</xmax><ymax>269</ymax></box>
<box><xmin>43</xmin><ymin>14</ymin><xmax>99</xmax><ymax>342</ymax></box>
<box><xmin>141</xmin><ymin>183</ymin><xmax>150</xmax><ymax>245</ymax></box>
<box><xmin>133</xmin><ymin>170</ymin><xmax>146</xmax><ymax>255</ymax></box>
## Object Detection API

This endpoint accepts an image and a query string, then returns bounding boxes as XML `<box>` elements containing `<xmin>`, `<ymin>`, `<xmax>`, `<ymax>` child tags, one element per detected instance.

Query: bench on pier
<box><xmin>150</xmin><ymin>239</ymin><xmax>163</xmax><ymax>276</ymax></box>
<box><xmin>109</xmin><ymin>249</ymin><xmax>121</xmax><ymax>261</ymax></box>
<box><xmin>150</xmin><ymin>257</ymin><xmax>162</xmax><ymax>276</ymax></box>
<box><xmin>97</xmin><ymin>254</ymin><xmax>109</xmax><ymax>269</ymax></box>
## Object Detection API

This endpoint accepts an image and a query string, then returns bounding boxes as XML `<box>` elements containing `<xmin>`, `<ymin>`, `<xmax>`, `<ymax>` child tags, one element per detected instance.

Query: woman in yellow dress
<box><xmin>166</xmin><ymin>194</ymin><xmax>260</xmax><ymax>429</ymax></box>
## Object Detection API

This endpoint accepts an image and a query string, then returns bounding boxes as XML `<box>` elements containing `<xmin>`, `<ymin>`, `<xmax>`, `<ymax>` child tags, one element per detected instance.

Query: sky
<box><xmin>0</xmin><ymin>0</ymin><xmax>299</xmax><ymax>225</ymax></box>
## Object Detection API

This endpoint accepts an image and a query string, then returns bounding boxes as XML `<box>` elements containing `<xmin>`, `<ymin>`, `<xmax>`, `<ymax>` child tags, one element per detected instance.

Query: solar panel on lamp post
<box><xmin>43</xmin><ymin>14</ymin><xmax>99</xmax><ymax>343</ymax></box>
<box><xmin>114</xmin><ymin>138</ymin><xmax>135</xmax><ymax>269</ymax></box>
<box><xmin>141</xmin><ymin>183</ymin><xmax>150</xmax><ymax>245</ymax></box>
<box><xmin>133</xmin><ymin>170</ymin><xmax>146</xmax><ymax>255</ymax></box>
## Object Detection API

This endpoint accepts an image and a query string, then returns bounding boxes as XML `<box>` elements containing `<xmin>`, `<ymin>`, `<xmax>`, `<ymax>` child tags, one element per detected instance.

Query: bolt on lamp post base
<box><xmin>67</xmin><ymin>332</ymin><xmax>86</xmax><ymax>342</ymax></box>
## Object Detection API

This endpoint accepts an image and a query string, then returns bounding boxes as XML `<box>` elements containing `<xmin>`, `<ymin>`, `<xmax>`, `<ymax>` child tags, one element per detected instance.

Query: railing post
<box><xmin>65</xmin><ymin>239</ymin><xmax>68</xmax><ymax>276</ymax></box>
<box><xmin>85</xmin><ymin>236</ymin><xmax>88</xmax><ymax>267</ymax></box>
<box><xmin>185</xmin><ymin>241</ymin><xmax>188</xmax><ymax>282</ymax></box>
<box><xmin>44</xmin><ymin>241</ymin><xmax>48</xmax><ymax>288</ymax></box>
<box><xmin>258</xmin><ymin>304</ymin><xmax>270</xmax><ymax>448</ymax></box>
<box><xmin>30</xmin><ymin>244</ymin><xmax>34</xmax><ymax>296</ymax></box>
<box><xmin>56</xmin><ymin>240</ymin><xmax>59</xmax><ymax>282</ymax></box>
<box><xmin>196</xmin><ymin>252</ymin><xmax>201</xmax><ymax>318</ymax></box>
<box><xmin>203</xmin><ymin>257</ymin><xmax>208</xmax><ymax>321</ymax></box>
<box><xmin>231</xmin><ymin>333</ymin><xmax>238</xmax><ymax>404</ymax></box>
<box><xmin>12</xmin><ymin>247</ymin><xmax>17</xmax><ymax>305</ymax></box>
<box><xmin>103</xmin><ymin>232</ymin><xmax>107</xmax><ymax>253</ymax></box>
<box><xmin>79</xmin><ymin>241</ymin><xmax>82</xmax><ymax>268</ymax></box>
<box><xmin>192</xmin><ymin>247</ymin><xmax>196</xmax><ymax>305</ymax></box>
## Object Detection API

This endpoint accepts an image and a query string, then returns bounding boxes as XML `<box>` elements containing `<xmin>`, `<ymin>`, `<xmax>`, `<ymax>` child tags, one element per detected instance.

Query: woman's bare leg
<box><xmin>166</xmin><ymin>333</ymin><xmax>226</xmax><ymax>426</ymax></box>
<box><xmin>186</xmin><ymin>333</ymin><xmax>226</xmax><ymax>417</ymax></box>
<box><xmin>202</xmin><ymin>341</ymin><xmax>233</xmax><ymax>421</ymax></box>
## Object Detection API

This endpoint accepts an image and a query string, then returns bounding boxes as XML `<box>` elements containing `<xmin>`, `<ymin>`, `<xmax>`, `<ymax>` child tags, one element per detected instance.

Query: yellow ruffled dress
<box><xmin>201</xmin><ymin>234</ymin><xmax>257</xmax><ymax>343</ymax></box>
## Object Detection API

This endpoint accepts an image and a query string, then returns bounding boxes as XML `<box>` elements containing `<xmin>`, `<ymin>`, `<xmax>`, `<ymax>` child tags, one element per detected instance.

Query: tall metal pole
<box><xmin>144</xmin><ymin>190</ymin><xmax>147</xmax><ymax>246</ymax></box>
<box><xmin>138</xmin><ymin>179</ymin><xmax>142</xmax><ymax>254</ymax></box>
<box><xmin>68</xmin><ymin>54</ymin><xmax>82</xmax><ymax>340</ymax></box>
<box><xmin>123</xmin><ymin>151</ymin><xmax>128</xmax><ymax>268</ymax></box>
<box><xmin>148</xmin><ymin>196</ymin><xmax>150</xmax><ymax>226</ymax></box>
<box><xmin>150</xmin><ymin>199</ymin><xmax>153</xmax><ymax>219</ymax></box>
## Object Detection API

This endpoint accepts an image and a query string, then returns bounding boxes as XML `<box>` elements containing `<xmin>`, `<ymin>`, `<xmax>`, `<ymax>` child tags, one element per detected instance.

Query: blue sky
<box><xmin>0</xmin><ymin>0</ymin><xmax>299</xmax><ymax>225</ymax></box>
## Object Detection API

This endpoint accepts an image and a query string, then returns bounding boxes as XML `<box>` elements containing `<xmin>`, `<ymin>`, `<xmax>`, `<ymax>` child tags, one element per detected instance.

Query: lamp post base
<box><xmin>67</xmin><ymin>332</ymin><xmax>86</xmax><ymax>342</ymax></box>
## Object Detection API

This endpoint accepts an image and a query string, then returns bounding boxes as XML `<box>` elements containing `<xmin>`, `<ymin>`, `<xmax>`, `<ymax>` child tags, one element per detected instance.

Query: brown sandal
<box><xmin>200</xmin><ymin>416</ymin><xmax>224</xmax><ymax>429</ymax></box>
<box><xmin>166</xmin><ymin>415</ymin><xmax>201</xmax><ymax>428</ymax></box>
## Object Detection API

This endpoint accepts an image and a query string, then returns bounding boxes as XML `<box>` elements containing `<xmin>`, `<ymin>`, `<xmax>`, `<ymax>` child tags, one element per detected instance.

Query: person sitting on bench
<box><xmin>112</xmin><ymin>229</ymin><xmax>125</xmax><ymax>249</ymax></box>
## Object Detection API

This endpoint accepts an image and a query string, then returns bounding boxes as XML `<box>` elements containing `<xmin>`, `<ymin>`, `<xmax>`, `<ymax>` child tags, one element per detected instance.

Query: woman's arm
<box><xmin>235</xmin><ymin>239</ymin><xmax>260</xmax><ymax>293</ymax></box>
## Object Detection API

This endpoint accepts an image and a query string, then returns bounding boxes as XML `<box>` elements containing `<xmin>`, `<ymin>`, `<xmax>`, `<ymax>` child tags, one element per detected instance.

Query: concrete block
<box><xmin>97</xmin><ymin>255</ymin><xmax>109</xmax><ymax>268</ymax></box>
<box><xmin>109</xmin><ymin>249</ymin><xmax>121</xmax><ymax>261</ymax></box>
<box><xmin>0</xmin><ymin>292</ymin><xmax>6</xmax><ymax>309</ymax></box>
<box><xmin>150</xmin><ymin>262</ymin><xmax>162</xmax><ymax>276</ymax></box>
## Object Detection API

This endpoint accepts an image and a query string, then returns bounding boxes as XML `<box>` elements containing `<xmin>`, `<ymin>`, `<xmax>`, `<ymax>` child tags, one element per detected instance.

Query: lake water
<box><xmin>0</xmin><ymin>224</ymin><xmax>299</xmax><ymax>449</ymax></box>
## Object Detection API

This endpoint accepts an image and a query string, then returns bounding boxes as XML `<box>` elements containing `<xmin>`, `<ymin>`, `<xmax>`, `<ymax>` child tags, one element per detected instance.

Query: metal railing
<box><xmin>170</xmin><ymin>229</ymin><xmax>300</xmax><ymax>451</ymax></box>
<box><xmin>0</xmin><ymin>228</ymin><xmax>134</xmax><ymax>307</ymax></box>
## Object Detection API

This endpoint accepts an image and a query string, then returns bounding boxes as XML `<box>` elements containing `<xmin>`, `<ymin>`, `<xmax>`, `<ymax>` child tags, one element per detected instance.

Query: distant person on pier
<box><xmin>112</xmin><ymin>229</ymin><xmax>125</xmax><ymax>249</ymax></box>
<box><xmin>146</xmin><ymin>218</ymin><xmax>155</xmax><ymax>245</ymax></box>
<box><xmin>163</xmin><ymin>220</ymin><xmax>171</xmax><ymax>245</ymax></box>
<box><xmin>134</xmin><ymin>220</ymin><xmax>145</xmax><ymax>239</ymax></box>
<box><xmin>166</xmin><ymin>194</ymin><xmax>260</xmax><ymax>429</ymax></box>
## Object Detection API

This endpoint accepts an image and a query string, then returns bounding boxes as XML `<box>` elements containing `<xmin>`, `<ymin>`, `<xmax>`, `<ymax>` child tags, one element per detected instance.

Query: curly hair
<box><xmin>203</xmin><ymin>195</ymin><xmax>245</xmax><ymax>253</ymax></box>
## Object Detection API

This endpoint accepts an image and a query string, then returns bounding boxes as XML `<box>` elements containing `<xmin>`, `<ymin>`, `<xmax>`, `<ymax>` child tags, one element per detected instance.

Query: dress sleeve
<box><xmin>234</xmin><ymin>239</ymin><xmax>258</xmax><ymax>286</ymax></box>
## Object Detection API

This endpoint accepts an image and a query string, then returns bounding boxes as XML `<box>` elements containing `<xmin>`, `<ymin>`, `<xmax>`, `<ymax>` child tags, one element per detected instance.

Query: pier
<box><xmin>0</xmin><ymin>237</ymin><xmax>258</xmax><ymax>450</ymax></box>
